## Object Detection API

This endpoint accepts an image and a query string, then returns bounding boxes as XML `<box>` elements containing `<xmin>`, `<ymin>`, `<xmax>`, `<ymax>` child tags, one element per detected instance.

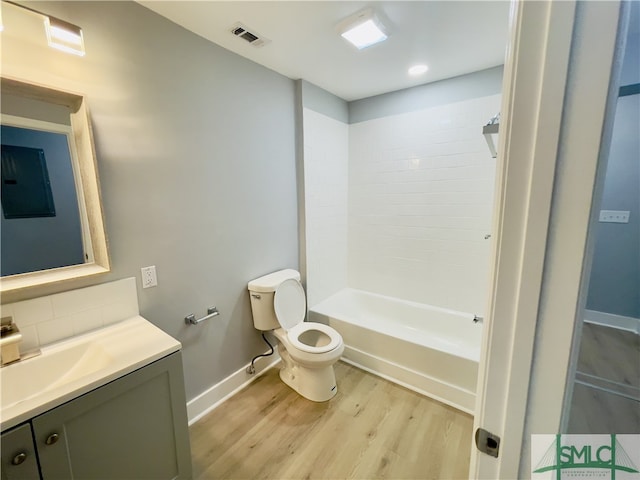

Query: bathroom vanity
<box><xmin>0</xmin><ymin>316</ymin><xmax>192</xmax><ymax>480</ymax></box>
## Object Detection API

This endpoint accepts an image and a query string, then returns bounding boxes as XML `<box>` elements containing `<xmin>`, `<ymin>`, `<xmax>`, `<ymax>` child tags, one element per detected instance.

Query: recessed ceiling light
<box><xmin>337</xmin><ymin>8</ymin><xmax>388</xmax><ymax>50</ymax></box>
<box><xmin>408</xmin><ymin>64</ymin><xmax>429</xmax><ymax>76</ymax></box>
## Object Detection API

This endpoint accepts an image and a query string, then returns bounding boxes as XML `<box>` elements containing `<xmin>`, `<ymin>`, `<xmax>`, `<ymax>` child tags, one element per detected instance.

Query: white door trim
<box><xmin>518</xmin><ymin>1</ymin><xmax>628</xmax><ymax>474</ymax></box>
<box><xmin>470</xmin><ymin>0</ymin><xmax>624</xmax><ymax>477</ymax></box>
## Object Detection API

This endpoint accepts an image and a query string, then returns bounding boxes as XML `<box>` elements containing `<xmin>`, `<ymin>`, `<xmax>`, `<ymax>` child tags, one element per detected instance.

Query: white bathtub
<box><xmin>309</xmin><ymin>288</ymin><xmax>482</xmax><ymax>414</ymax></box>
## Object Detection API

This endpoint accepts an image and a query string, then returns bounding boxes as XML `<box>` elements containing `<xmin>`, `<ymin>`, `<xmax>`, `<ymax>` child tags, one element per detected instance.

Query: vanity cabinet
<box><xmin>1</xmin><ymin>423</ymin><xmax>40</xmax><ymax>480</ymax></box>
<box><xmin>1</xmin><ymin>352</ymin><xmax>192</xmax><ymax>480</ymax></box>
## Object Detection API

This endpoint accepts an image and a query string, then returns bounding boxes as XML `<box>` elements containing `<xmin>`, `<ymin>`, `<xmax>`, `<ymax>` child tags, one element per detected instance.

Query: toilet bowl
<box><xmin>248</xmin><ymin>269</ymin><xmax>344</xmax><ymax>402</ymax></box>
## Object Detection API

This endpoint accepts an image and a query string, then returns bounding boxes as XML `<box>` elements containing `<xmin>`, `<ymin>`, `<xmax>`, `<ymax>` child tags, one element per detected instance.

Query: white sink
<box><xmin>0</xmin><ymin>316</ymin><xmax>180</xmax><ymax>431</ymax></box>
<box><xmin>1</xmin><ymin>343</ymin><xmax>112</xmax><ymax>408</ymax></box>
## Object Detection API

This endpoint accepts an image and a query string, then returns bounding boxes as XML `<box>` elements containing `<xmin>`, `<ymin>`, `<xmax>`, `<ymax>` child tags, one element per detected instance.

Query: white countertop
<box><xmin>0</xmin><ymin>316</ymin><xmax>181</xmax><ymax>431</ymax></box>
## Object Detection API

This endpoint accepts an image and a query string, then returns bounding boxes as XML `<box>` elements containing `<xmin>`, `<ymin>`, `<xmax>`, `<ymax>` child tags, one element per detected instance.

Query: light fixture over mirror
<box><xmin>44</xmin><ymin>16</ymin><xmax>85</xmax><ymax>56</ymax></box>
<box><xmin>0</xmin><ymin>77</ymin><xmax>110</xmax><ymax>298</ymax></box>
<box><xmin>2</xmin><ymin>0</ymin><xmax>86</xmax><ymax>56</ymax></box>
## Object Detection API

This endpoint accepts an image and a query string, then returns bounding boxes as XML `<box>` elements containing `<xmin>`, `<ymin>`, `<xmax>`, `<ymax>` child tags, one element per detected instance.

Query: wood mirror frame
<box><xmin>0</xmin><ymin>76</ymin><xmax>110</xmax><ymax>297</ymax></box>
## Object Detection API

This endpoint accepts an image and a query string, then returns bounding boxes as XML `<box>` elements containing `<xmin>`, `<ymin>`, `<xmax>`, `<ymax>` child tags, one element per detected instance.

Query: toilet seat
<box><xmin>274</xmin><ymin>279</ymin><xmax>343</xmax><ymax>354</ymax></box>
<box><xmin>287</xmin><ymin>322</ymin><xmax>342</xmax><ymax>354</ymax></box>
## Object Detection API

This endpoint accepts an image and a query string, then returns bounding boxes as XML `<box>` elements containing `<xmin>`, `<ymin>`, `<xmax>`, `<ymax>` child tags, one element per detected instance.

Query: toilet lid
<box><xmin>273</xmin><ymin>278</ymin><xmax>306</xmax><ymax>330</ymax></box>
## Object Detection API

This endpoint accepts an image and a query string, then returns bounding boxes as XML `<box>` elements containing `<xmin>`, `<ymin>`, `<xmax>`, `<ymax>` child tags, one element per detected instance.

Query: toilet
<box><xmin>247</xmin><ymin>269</ymin><xmax>344</xmax><ymax>402</ymax></box>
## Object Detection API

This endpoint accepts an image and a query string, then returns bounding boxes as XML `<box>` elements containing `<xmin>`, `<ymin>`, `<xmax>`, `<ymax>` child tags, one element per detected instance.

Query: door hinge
<box><xmin>475</xmin><ymin>428</ymin><xmax>500</xmax><ymax>458</ymax></box>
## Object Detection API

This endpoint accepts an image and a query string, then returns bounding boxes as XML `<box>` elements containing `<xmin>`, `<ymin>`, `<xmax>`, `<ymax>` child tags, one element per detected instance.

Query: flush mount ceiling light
<box><xmin>45</xmin><ymin>16</ymin><xmax>85</xmax><ymax>56</ymax></box>
<box><xmin>408</xmin><ymin>64</ymin><xmax>428</xmax><ymax>76</ymax></box>
<box><xmin>337</xmin><ymin>8</ymin><xmax>388</xmax><ymax>50</ymax></box>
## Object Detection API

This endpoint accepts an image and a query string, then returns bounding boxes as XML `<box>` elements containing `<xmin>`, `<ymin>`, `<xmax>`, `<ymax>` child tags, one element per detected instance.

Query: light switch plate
<box><xmin>599</xmin><ymin>210</ymin><xmax>630</xmax><ymax>223</ymax></box>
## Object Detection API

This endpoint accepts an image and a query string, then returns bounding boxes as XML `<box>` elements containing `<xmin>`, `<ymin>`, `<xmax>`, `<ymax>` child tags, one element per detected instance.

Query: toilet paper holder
<box><xmin>185</xmin><ymin>307</ymin><xmax>220</xmax><ymax>325</ymax></box>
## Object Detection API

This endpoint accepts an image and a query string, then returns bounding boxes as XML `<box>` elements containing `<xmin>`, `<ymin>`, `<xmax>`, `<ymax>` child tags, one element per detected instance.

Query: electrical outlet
<box><xmin>599</xmin><ymin>210</ymin><xmax>630</xmax><ymax>223</ymax></box>
<box><xmin>141</xmin><ymin>266</ymin><xmax>158</xmax><ymax>288</ymax></box>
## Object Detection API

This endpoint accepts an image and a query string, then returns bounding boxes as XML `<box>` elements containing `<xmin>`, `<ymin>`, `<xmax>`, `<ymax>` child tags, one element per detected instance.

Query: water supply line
<box><xmin>246</xmin><ymin>333</ymin><xmax>274</xmax><ymax>374</ymax></box>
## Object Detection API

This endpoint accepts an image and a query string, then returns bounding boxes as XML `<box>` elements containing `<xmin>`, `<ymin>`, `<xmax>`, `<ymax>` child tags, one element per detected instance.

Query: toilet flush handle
<box><xmin>251</xmin><ymin>294</ymin><xmax>261</xmax><ymax>299</ymax></box>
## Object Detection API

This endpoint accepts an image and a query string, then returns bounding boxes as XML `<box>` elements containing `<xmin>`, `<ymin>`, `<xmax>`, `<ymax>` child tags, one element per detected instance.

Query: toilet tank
<box><xmin>247</xmin><ymin>269</ymin><xmax>301</xmax><ymax>331</ymax></box>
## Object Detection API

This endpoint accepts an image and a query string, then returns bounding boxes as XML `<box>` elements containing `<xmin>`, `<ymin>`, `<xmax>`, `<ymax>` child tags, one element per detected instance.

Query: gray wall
<box><xmin>349</xmin><ymin>65</ymin><xmax>503</xmax><ymax>123</ymax></box>
<box><xmin>301</xmin><ymin>66</ymin><xmax>503</xmax><ymax>125</ymax></box>
<box><xmin>300</xmin><ymin>80</ymin><xmax>349</xmax><ymax>123</ymax></box>
<box><xmin>586</xmin><ymin>32</ymin><xmax>640</xmax><ymax>319</ymax></box>
<box><xmin>4</xmin><ymin>1</ymin><xmax>298</xmax><ymax>401</ymax></box>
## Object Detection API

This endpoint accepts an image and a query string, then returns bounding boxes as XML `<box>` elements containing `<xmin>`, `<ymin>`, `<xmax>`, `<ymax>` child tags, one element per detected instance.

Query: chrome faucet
<box><xmin>1</xmin><ymin>316</ymin><xmax>22</xmax><ymax>366</ymax></box>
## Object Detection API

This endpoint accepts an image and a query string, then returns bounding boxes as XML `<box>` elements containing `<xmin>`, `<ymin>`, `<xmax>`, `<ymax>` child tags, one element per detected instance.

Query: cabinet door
<box><xmin>32</xmin><ymin>352</ymin><xmax>192</xmax><ymax>480</ymax></box>
<box><xmin>1</xmin><ymin>423</ymin><xmax>41</xmax><ymax>480</ymax></box>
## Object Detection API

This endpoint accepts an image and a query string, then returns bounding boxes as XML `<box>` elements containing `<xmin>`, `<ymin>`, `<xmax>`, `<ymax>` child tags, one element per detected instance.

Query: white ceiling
<box><xmin>139</xmin><ymin>1</ymin><xmax>511</xmax><ymax>101</ymax></box>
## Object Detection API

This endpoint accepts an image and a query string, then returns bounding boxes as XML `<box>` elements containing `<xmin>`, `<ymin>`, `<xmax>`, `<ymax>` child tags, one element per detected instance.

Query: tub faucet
<box><xmin>1</xmin><ymin>317</ymin><xmax>22</xmax><ymax>366</ymax></box>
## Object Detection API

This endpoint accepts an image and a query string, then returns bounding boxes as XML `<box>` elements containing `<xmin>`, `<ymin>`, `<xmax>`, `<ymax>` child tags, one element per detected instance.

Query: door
<box><xmin>470</xmin><ymin>0</ymin><xmax>627</xmax><ymax>477</ymax></box>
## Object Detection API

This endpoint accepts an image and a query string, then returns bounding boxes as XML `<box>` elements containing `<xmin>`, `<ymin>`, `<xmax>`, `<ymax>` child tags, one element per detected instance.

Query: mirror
<box><xmin>0</xmin><ymin>76</ymin><xmax>109</xmax><ymax>296</ymax></box>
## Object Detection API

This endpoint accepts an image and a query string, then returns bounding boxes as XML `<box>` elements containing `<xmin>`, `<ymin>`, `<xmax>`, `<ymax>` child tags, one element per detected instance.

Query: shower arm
<box><xmin>483</xmin><ymin>123</ymin><xmax>498</xmax><ymax>158</ymax></box>
<box><xmin>483</xmin><ymin>114</ymin><xmax>500</xmax><ymax>159</ymax></box>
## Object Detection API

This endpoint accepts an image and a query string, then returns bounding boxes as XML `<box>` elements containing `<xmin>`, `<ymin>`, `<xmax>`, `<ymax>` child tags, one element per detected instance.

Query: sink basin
<box><xmin>0</xmin><ymin>316</ymin><xmax>180</xmax><ymax>431</ymax></box>
<box><xmin>1</xmin><ymin>343</ymin><xmax>112</xmax><ymax>408</ymax></box>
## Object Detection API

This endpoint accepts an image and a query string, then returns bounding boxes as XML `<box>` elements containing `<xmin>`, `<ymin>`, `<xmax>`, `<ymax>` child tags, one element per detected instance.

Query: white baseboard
<box><xmin>187</xmin><ymin>351</ymin><xmax>280</xmax><ymax>425</ymax></box>
<box><xmin>584</xmin><ymin>309</ymin><xmax>640</xmax><ymax>334</ymax></box>
<box><xmin>187</xmin><ymin>343</ymin><xmax>478</xmax><ymax>425</ymax></box>
<box><xmin>340</xmin><ymin>345</ymin><xmax>475</xmax><ymax>415</ymax></box>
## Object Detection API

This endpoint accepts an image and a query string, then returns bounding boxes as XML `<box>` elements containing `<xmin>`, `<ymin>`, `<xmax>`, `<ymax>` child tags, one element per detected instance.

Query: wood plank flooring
<box><xmin>190</xmin><ymin>362</ymin><xmax>473</xmax><ymax>479</ymax></box>
<box><xmin>568</xmin><ymin>382</ymin><xmax>640</xmax><ymax>433</ymax></box>
<box><xmin>568</xmin><ymin>323</ymin><xmax>640</xmax><ymax>433</ymax></box>
<box><xmin>576</xmin><ymin>322</ymin><xmax>639</xmax><ymax>388</ymax></box>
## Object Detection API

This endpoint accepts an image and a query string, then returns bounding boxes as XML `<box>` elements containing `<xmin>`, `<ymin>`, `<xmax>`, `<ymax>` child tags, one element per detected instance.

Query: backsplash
<box><xmin>0</xmin><ymin>278</ymin><xmax>138</xmax><ymax>351</ymax></box>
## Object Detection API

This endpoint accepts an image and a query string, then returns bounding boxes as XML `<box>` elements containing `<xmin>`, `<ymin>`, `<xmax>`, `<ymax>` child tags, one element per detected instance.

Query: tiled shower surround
<box><xmin>304</xmin><ymin>94</ymin><xmax>501</xmax><ymax>315</ymax></box>
<box><xmin>303</xmin><ymin>108</ymin><xmax>349</xmax><ymax>307</ymax></box>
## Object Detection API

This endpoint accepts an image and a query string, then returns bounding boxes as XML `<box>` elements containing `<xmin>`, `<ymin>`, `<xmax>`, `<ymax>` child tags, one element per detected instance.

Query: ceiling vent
<box><xmin>230</xmin><ymin>22</ymin><xmax>270</xmax><ymax>48</ymax></box>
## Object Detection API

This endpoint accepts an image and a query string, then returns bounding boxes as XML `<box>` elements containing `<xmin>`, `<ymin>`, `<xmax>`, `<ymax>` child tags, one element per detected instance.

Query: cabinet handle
<box><xmin>45</xmin><ymin>433</ymin><xmax>60</xmax><ymax>445</ymax></box>
<box><xmin>11</xmin><ymin>452</ymin><xmax>27</xmax><ymax>465</ymax></box>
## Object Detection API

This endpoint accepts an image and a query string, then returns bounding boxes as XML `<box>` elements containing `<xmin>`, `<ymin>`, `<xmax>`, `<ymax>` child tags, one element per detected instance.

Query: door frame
<box><xmin>470</xmin><ymin>0</ymin><xmax>626</xmax><ymax>477</ymax></box>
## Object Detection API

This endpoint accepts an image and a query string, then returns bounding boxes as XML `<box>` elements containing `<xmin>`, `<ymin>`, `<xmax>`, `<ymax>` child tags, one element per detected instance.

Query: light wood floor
<box><xmin>576</xmin><ymin>322</ymin><xmax>639</xmax><ymax>388</ymax></box>
<box><xmin>568</xmin><ymin>323</ymin><xmax>640</xmax><ymax>433</ymax></box>
<box><xmin>190</xmin><ymin>362</ymin><xmax>474</xmax><ymax>480</ymax></box>
<box><xmin>568</xmin><ymin>383</ymin><xmax>640</xmax><ymax>433</ymax></box>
